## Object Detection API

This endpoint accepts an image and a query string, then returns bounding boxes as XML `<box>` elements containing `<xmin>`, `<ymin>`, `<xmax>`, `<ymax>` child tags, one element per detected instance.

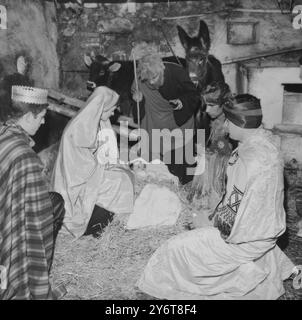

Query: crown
<box><xmin>11</xmin><ymin>86</ymin><xmax>48</xmax><ymax>105</ymax></box>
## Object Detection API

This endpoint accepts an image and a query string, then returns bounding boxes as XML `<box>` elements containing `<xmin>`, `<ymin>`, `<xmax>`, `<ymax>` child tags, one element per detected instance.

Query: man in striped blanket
<box><xmin>0</xmin><ymin>85</ymin><xmax>65</xmax><ymax>299</ymax></box>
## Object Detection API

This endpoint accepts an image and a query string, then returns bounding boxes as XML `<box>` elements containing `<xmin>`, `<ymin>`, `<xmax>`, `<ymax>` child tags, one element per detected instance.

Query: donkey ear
<box><xmin>177</xmin><ymin>25</ymin><xmax>190</xmax><ymax>51</ymax></box>
<box><xmin>198</xmin><ymin>20</ymin><xmax>211</xmax><ymax>51</ymax></box>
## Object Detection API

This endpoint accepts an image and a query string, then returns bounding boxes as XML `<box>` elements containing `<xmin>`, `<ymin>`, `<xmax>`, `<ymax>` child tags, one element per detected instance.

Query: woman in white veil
<box><xmin>51</xmin><ymin>86</ymin><xmax>134</xmax><ymax>238</ymax></box>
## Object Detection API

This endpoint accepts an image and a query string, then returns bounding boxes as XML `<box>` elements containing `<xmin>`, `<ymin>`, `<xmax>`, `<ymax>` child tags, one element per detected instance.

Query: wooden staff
<box><xmin>132</xmin><ymin>51</ymin><xmax>142</xmax><ymax>155</ymax></box>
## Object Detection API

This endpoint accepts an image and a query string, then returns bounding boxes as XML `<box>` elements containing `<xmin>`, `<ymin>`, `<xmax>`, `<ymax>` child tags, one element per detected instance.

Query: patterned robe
<box><xmin>137</xmin><ymin>129</ymin><xmax>294</xmax><ymax>299</ymax></box>
<box><xmin>0</xmin><ymin>124</ymin><xmax>55</xmax><ymax>299</ymax></box>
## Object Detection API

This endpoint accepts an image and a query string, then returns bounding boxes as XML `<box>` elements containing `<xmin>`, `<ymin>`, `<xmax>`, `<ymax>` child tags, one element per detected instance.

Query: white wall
<box><xmin>247</xmin><ymin>67</ymin><xmax>302</xmax><ymax>129</ymax></box>
<box><xmin>248</xmin><ymin>67</ymin><xmax>302</xmax><ymax>163</ymax></box>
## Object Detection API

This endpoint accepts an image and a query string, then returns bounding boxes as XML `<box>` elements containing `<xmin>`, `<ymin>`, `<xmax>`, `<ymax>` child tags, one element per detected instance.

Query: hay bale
<box><xmin>188</xmin><ymin>151</ymin><xmax>229</xmax><ymax>213</ymax></box>
<box><xmin>51</xmin><ymin>165</ymin><xmax>302</xmax><ymax>300</ymax></box>
<box><xmin>51</xmin><ymin>171</ymin><xmax>196</xmax><ymax>299</ymax></box>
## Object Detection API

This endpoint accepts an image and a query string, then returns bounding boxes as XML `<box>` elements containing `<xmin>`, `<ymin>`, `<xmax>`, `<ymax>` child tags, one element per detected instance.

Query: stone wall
<box><xmin>0</xmin><ymin>0</ymin><xmax>59</xmax><ymax>89</ymax></box>
<box><xmin>58</xmin><ymin>0</ymin><xmax>302</xmax><ymax>98</ymax></box>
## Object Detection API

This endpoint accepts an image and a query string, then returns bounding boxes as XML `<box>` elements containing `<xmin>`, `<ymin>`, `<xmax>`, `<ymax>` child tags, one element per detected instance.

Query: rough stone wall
<box><xmin>58</xmin><ymin>0</ymin><xmax>302</xmax><ymax>97</ymax></box>
<box><xmin>0</xmin><ymin>0</ymin><xmax>59</xmax><ymax>89</ymax></box>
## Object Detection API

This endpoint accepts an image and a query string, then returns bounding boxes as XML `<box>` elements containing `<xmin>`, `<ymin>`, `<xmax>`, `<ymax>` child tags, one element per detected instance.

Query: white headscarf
<box><xmin>51</xmin><ymin>86</ymin><xmax>134</xmax><ymax>238</ymax></box>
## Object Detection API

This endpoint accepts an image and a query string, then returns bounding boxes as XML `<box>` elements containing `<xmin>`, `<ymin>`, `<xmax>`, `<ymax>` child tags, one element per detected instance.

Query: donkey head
<box><xmin>177</xmin><ymin>20</ymin><xmax>211</xmax><ymax>83</ymax></box>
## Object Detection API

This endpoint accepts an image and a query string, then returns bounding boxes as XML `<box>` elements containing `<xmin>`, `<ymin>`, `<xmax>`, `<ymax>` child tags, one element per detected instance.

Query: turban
<box><xmin>223</xmin><ymin>95</ymin><xmax>262</xmax><ymax>129</ymax></box>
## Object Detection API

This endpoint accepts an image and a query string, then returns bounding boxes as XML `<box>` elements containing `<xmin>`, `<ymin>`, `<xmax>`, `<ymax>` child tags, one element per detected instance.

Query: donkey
<box><xmin>177</xmin><ymin>19</ymin><xmax>227</xmax><ymax>144</ymax></box>
<box><xmin>177</xmin><ymin>20</ymin><xmax>225</xmax><ymax>92</ymax></box>
<box><xmin>177</xmin><ymin>21</ymin><xmax>230</xmax><ymax>208</ymax></box>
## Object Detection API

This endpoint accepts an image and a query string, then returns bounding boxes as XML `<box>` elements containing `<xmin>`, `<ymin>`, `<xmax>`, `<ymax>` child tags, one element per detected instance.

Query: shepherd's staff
<box><xmin>151</xmin><ymin>18</ymin><xmax>182</xmax><ymax>67</ymax></box>
<box><xmin>131</xmin><ymin>50</ymin><xmax>141</xmax><ymax>157</ymax></box>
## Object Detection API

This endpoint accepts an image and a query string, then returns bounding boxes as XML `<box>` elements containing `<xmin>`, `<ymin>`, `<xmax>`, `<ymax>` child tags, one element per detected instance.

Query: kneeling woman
<box><xmin>51</xmin><ymin>86</ymin><xmax>134</xmax><ymax>238</ymax></box>
<box><xmin>137</xmin><ymin>94</ymin><xmax>294</xmax><ymax>300</ymax></box>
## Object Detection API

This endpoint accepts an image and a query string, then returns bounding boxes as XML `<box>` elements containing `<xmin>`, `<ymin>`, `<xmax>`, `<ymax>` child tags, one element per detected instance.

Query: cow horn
<box><xmin>84</xmin><ymin>53</ymin><xmax>93</xmax><ymax>67</ymax></box>
<box><xmin>90</xmin><ymin>50</ymin><xmax>96</xmax><ymax>60</ymax></box>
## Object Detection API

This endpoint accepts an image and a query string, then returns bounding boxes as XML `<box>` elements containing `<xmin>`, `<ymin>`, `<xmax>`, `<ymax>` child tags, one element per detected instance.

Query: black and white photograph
<box><xmin>0</xmin><ymin>0</ymin><xmax>302</xmax><ymax>303</ymax></box>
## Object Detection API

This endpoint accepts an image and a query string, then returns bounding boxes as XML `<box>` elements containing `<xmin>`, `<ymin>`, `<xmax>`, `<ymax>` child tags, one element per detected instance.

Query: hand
<box><xmin>192</xmin><ymin>211</ymin><xmax>214</xmax><ymax>229</ymax></box>
<box><xmin>132</xmin><ymin>90</ymin><xmax>143</xmax><ymax>102</ymax></box>
<box><xmin>169</xmin><ymin>99</ymin><xmax>183</xmax><ymax>110</ymax></box>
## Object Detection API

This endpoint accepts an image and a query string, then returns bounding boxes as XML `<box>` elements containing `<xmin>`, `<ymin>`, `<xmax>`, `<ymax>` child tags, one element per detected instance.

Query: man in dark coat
<box><xmin>132</xmin><ymin>52</ymin><xmax>200</xmax><ymax>184</ymax></box>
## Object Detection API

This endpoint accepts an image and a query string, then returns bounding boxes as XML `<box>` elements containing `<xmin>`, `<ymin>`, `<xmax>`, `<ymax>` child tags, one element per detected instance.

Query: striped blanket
<box><xmin>0</xmin><ymin>124</ymin><xmax>61</xmax><ymax>299</ymax></box>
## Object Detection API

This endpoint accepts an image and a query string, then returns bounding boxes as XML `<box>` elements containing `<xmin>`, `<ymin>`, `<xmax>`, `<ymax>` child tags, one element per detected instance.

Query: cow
<box><xmin>84</xmin><ymin>52</ymin><xmax>186</xmax><ymax>123</ymax></box>
<box><xmin>84</xmin><ymin>54</ymin><xmax>134</xmax><ymax>121</ymax></box>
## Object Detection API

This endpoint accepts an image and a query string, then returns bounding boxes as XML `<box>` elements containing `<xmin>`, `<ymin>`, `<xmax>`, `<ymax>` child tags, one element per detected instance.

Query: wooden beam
<box><xmin>272</xmin><ymin>124</ymin><xmax>302</xmax><ymax>136</ymax></box>
<box><xmin>48</xmin><ymin>90</ymin><xmax>139</xmax><ymax>128</ymax></box>
<box><xmin>156</xmin><ymin>8</ymin><xmax>292</xmax><ymax>21</ymax></box>
<box><xmin>48</xmin><ymin>89</ymin><xmax>85</xmax><ymax>109</ymax></box>
<box><xmin>48</xmin><ymin>101</ymin><xmax>139</xmax><ymax>140</ymax></box>
<box><xmin>47</xmin><ymin>102</ymin><xmax>77</xmax><ymax>118</ymax></box>
<box><xmin>222</xmin><ymin>48</ymin><xmax>302</xmax><ymax>65</ymax></box>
